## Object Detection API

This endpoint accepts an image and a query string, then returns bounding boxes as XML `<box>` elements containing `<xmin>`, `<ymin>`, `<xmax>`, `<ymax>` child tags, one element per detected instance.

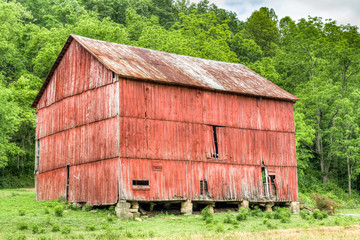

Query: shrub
<box><xmin>54</xmin><ymin>206</ymin><xmax>64</xmax><ymax>217</ymax></box>
<box><xmin>201</xmin><ymin>206</ymin><xmax>213</xmax><ymax>220</ymax></box>
<box><xmin>236</xmin><ymin>208</ymin><xmax>249</xmax><ymax>221</ymax></box>
<box><xmin>18</xmin><ymin>209</ymin><xmax>25</xmax><ymax>216</ymax></box>
<box><xmin>17</xmin><ymin>222</ymin><xmax>28</xmax><ymax>230</ymax></box>
<box><xmin>310</xmin><ymin>194</ymin><xmax>339</xmax><ymax>215</ymax></box>
<box><xmin>107</xmin><ymin>216</ymin><xmax>114</xmax><ymax>222</ymax></box>
<box><xmin>39</xmin><ymin>228</ymin><xmax>46</xmax><ymax>234</ymax></box>
<box><xmin>51</xmin><ymin>224</ymin><xmax>60</xmax><ymax>232</ymax></box>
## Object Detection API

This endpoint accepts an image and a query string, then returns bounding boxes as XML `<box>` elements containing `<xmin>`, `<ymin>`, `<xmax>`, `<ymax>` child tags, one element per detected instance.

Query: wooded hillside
<box><xmin>1</xmin><ymin>0</ymin><xmax>359</xmax><ymax>202</ymax></box>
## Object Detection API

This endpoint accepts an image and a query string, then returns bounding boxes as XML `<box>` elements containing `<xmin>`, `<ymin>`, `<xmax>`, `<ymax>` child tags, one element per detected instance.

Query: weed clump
<box><xmin>215</xmin><ymin>223</ymin><xmax>225</xmax><ymax>232</ymax></box>
<box><xmin>250</xmin><ymin>206</ymin><xmax>263</xmax><ymax>217</ymax></box>
<box><xmin>44</xmin><ymin>207</ymin><xmax>49</xmax><ymax>214</ymax></box>
<box><xmin>84</xmin><ymin>204</ymin><xmax>92</xmax><ymax>211</ymax></box>
<box><xmin>300</xmin><ymin>209</ymin><xmax>310</xmax><ymax>220</ymax></box>
<box><xmin>273</xmin><ymin>207</ymin><xmax>291</xmax><ymax>223</ymax></box>
<box><xmin>54</xmin><ymin>205</ymin><xmax>64</xmax><ymax>217</ymax></box>
<box><xmin>312</xmin><ymin>209</ymin><xmax>328</xmax><ymax>220</ymax></box>
<box><xmin>32</xmin><ymin>224</ymin><xmax>39</xmax><ymax>234</ymax></box>
<box><xmin>223</xmin><ymin>210</ymin><xmax>233</xmax><ymax>224</ymax></box>
<box><xmin>85</xmin><ymin>225</ymin><xmax>96</xmax><ymax>231</ymax></box>
<box><xmin>311</xmin><ymin>194</ymin><xmax>339</xmax><ymax>215</ymax></box>
<box><xmin>18</xmin><ymin>209</ymin><xmax>25</xmax><ymax>216</ymax></box>
<box><xmin>51</xmin><ymin>224</ymin><xmax>60</xmax><ymax>232</ymax></box>
<box><xmin>61</xmin><ymin>226</ymin><xmax>71</xmax><ymax>234</ymax></box>
<box><xmin>201</xmin><ymin>206</ymin><xmax>213</xmax><ymax>220</ymax></box>
<box><xmin>236</xmin><ymin>208</ymin><xmax>249</xmax><ymax>221</ymax></box>
<box><xmin>148</xmin><ymin>230</ymin><xmax>155</xmax><ymax>237</ymax></box>
<box><xmin>264</xmin><ymin>211</ymin><xmax>273</xmax><ymax>219</ymax></box>
<box><xmin>17</xmin><ymin>222</ymin><xmax>29</xmax><ymax>230</ymax></box>
<box><xmin>263</xmin><ymin>218</ymin><xmax>277</xmax><ymax>229</ymax></box>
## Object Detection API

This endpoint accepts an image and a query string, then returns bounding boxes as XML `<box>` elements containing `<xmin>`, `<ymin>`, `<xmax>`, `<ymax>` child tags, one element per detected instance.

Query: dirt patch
<box><xmin>19</xmin><ymin>188</ymin><xmax>35</xmax><ymax>192</ymax></box>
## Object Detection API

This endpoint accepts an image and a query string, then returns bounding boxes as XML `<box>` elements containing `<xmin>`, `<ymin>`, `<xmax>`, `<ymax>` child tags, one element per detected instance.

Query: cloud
<box><xmin>190</xmin><ymin>0</ymin><xmax>360</xmax><ymax>27</ymax></box>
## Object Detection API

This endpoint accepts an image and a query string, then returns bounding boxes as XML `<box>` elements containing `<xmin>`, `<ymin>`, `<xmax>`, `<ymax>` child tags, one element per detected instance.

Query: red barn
<box><xmin>32</xmin><ymin>35</ymin><xmax>300</xmax><ymax>217</ymax></box>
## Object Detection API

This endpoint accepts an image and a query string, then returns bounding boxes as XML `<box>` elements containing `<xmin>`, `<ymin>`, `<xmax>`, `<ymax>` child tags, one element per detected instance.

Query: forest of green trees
<box><xmin>1</xmin><ymin>0</ymin><xmax>360</xmax><ymax>203</ymax></box>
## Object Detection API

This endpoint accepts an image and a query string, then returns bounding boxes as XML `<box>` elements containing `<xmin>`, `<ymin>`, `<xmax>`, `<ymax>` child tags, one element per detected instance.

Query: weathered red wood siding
<box><xmin>35</xmin><ymin>39</ymin><xmax>297</xmax><ymax>205</ymax></box>
<box><xmin>35</xmin><ymin>41</ymin><xmax>119</xmax><ymax>205</ymax></box>
<box><xmin>117</xmin><ymin>79</ymin><xmax>297</xmax><ymax>202</ymax></box>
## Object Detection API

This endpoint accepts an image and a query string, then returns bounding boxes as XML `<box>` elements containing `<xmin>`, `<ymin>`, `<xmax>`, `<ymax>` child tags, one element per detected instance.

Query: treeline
<box><xmin>1</xmin><ymin>0</ymin><xmax>360</xmax><ymax>200</ymax></box>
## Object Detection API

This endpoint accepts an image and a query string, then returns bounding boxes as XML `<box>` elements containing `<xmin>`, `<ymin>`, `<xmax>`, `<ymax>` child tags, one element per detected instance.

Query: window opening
<box><xmin>35</xmin><ymin>139</ymin><xmax>40</xmax><ymax>172</ymax></box>
<box><xmin>269</xmin><ymin>175</ymin><xmax>277</xmax><ymax>197</ymax></box>
<box><xmin>200</xmin><ymin>180</ymin><xmax>209</xmax><ymax>196</ymax></box>
<box><xmin>261</xmin><ymin>166</ymin><xmax>270</xmax><ymax>199</ymax></box>
<box><xmin>212</xmin><ymin>126</ymin><xmax>219</xmax><ymax>158</ymax></box>
<box><xmin>132</xmin><ymin>180</ymin><xmax>149</xmax><ymax>186</ymax></box>
<box><xmin>204</xmin><ymin>180</ymin><xmax>209</xmax><ymax>195</ymax></box>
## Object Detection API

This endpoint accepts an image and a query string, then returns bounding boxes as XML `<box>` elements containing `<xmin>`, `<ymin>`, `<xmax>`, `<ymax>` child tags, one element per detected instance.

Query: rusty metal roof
<box><xmin>32</xmin><ymin>35</ymin><xmax>299</xmax><ymax>107</ymax></box>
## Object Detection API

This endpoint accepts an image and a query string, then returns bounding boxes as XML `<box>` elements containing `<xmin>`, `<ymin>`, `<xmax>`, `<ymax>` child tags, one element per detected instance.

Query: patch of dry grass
<box><xmin>149</xmin><ymin>225</ymin><xmax>360</xmax><ymax>240</ymax></box>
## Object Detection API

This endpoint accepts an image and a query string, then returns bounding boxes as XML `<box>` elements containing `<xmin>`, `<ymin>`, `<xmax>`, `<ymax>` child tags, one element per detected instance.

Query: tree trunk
<box><xmin>347</xmin><ymin>155</ymin><xmax>351</xmax><ymax>196</ymax></box>
<box><xmin>316</xmin><ymin>108</ymin><xmax>328</xmax><ymax>183</ymax></box>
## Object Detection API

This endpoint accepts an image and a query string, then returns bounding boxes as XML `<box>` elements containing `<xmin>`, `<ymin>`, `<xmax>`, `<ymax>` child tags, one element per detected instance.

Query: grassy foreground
<box><xmin>1</xmin><ymin>189</ymin><xmax>360</xmax><ymax>240</ymax></box>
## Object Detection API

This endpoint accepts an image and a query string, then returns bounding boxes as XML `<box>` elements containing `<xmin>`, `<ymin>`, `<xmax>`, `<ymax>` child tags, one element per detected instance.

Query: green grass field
<box><xmin>1</xmin><ymin>189</ymin><xmax>360</xmax><ymax>240</ymax></box>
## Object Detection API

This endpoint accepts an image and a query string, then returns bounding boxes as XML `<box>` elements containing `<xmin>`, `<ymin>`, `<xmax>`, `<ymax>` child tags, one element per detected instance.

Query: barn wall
<box><xmin>119</xmin><ymin>79</ymin><xmax>295</xmax><ymax>132</ymax></box>
<box><xmin>36</xmin><ymin>167</ymin><xmax>67</xmax><ymax>201</ymax></box>
<box><xmin>35</xmin><ymin>41</ymin><xmax>119</xmax><ymax>204</ymax></box>
<box><xmin>118</xmin><ymin>78</ymin><xmax>298</xmax><ymax>202</ymax></box>
<box><xmin>68</xmin><ymin>158</ymin><xmax>119</xmax><ymax>205</ymax></box>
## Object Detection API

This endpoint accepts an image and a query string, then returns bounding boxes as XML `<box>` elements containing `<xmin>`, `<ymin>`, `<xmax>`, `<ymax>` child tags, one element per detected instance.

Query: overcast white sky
<box><xmin>191</xmin><ymin>0</ymin><xmax>360</xmax><ymax>27</ymax></box>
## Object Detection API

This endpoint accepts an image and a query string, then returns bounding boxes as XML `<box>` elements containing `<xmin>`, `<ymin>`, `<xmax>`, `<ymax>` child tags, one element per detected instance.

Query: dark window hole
<box><xmin>132</xmin><ymin>180</ymin><xmax>149</xmax><ymax>186</ymax></box>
